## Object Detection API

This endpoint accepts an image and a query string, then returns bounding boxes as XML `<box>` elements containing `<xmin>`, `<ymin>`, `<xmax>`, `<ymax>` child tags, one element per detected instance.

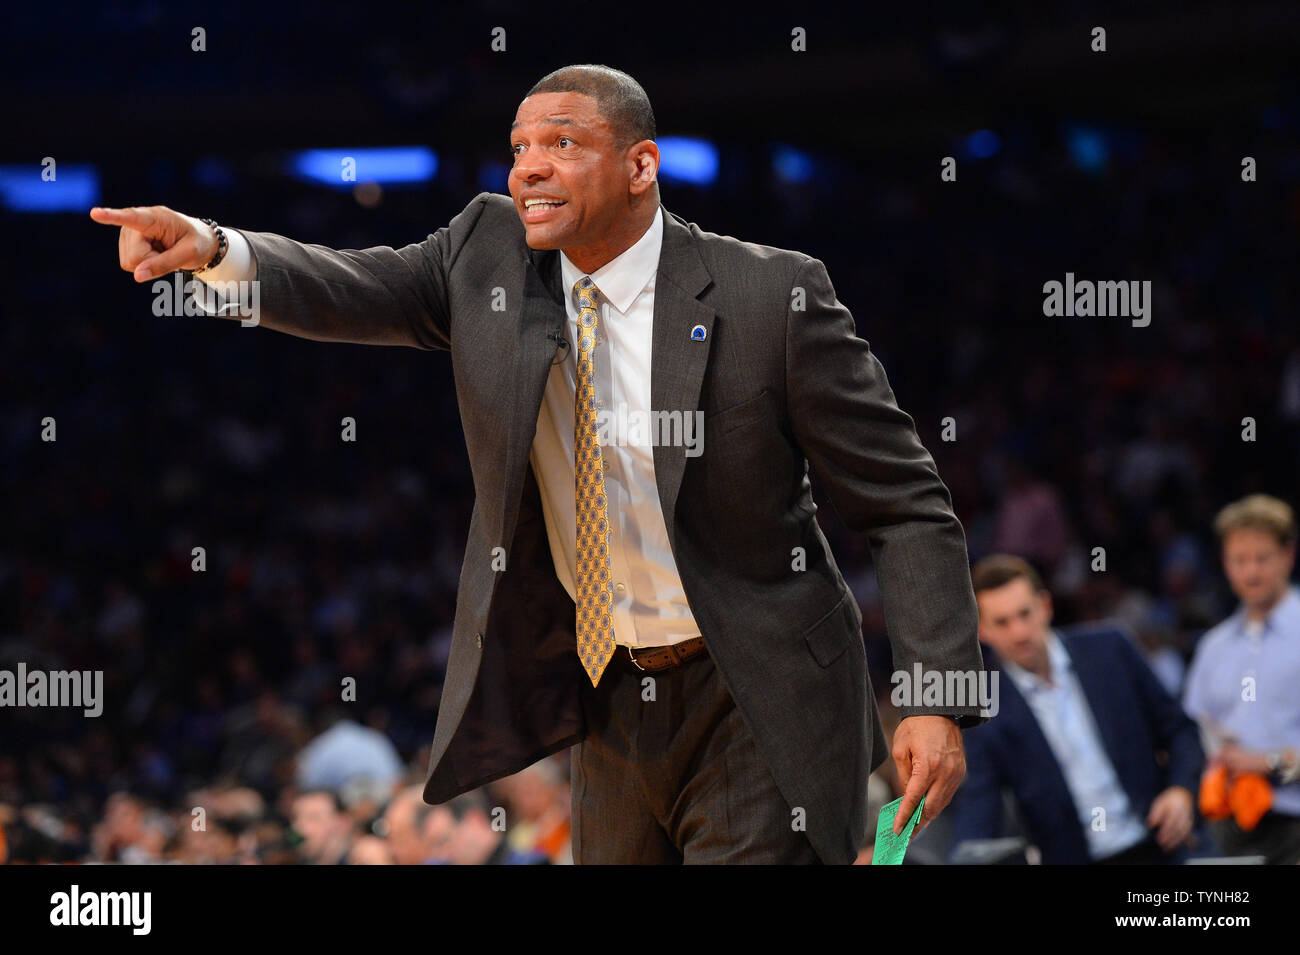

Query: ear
<box><xmin>1039</xmin><ymin>589</ymin><xmax>1054</xmax><ymax>626</ymax></box>
<box><xmin>628</xmin><ymin>140</ymin><xmax>659</xmax><ymax>196</ymax></box>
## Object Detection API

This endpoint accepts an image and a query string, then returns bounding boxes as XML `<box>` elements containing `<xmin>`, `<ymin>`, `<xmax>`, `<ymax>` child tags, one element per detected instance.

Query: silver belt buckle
<box><xmin>626</xmin><ymin>645</ymin><xmax>647</xmax><ymax>671</ymax></box>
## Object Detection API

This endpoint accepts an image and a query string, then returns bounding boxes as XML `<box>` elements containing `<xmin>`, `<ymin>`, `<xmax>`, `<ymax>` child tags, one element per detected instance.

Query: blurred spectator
<box><xmin>348</xmin><ymin>834</ymin><xmax>395</xmax><ymax>865</ymax></box>
<box><xmin>380</xmin><ymin>784</ymin><xmax>442</xmax><ymax>865</ymax></box>
<box><xmin>1183</xmin><ymin>494</ymin><xmax>1300</xmax><ymax>864</ymax></box>
<box><xmin>990</xmin><ymin>458</ymin><xmax>1073</xmax><ymax>577</ymax></box>
<box><xmin>436</xmin><ymin>790</ymin><xmax>549</xmax><ymax>865</ymax></box>
<box><xmin>948</xmin><ymin>555</ymin><xmax>1203</xmax><ymax>864</ymax></box>
<box><xmin>295</xmin><ymin>714</ymin><xmax>405</xmax><ymax>793</ymax></box>
<box><xmin>489</xmin><ymin>758</ymin><xmax>572</xmax><ymax>864</ymax></box>
<box><xmin>290</xmin><ymin>790</ymin><xmax>354</xmax><ymax>865</ymax></box>
<box><xmin>90</xmin><ymin>792</ymin><xmax>170</xmax><ymax>864</ymax></box>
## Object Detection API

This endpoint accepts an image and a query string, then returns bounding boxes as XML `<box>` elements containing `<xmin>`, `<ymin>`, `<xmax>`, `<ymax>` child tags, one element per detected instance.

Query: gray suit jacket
<box><xmin>223</xmin><ymin>192</ymin><xmax>986</xmax><ymax>864</ymax></box>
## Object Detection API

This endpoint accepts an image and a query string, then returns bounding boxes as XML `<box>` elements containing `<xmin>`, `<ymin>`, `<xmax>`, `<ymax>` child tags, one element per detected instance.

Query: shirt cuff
<box><xmin>195</xmin><ymin>227</ymin><xmax>254</xmax><ymax>284</ymax></box>
<box><xmin>190</xmin><ymin>229</ymin><xmax>256</xmax><ymax>318</ymax></box>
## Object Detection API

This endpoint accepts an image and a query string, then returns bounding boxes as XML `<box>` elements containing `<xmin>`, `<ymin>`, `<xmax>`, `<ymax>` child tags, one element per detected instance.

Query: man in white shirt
<box><xmin>1184</xmin><ymin>494</ymin><xmax>1300</xmax><ymax>864</ymax></box>
<box><xmin>949</xmin><ymin>554</ymin><xmax>1203</xmax><ymax>864</ymax></box>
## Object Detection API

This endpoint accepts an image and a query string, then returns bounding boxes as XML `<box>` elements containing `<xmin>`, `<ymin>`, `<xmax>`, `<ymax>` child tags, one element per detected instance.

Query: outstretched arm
<box><xmin>89</xmin><ymin>195</ymin><xmax>496</xmax><ymax>350</ymax></box>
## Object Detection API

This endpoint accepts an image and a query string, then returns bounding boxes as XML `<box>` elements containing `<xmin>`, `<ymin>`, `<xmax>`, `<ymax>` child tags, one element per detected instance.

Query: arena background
<box><xmin>2</xmin><ymin>0</ymin><xmax>1299</xmax><ymax>864</ymax></box>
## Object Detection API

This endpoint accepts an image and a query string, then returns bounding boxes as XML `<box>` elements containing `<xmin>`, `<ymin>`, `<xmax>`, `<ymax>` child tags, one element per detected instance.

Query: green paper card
<box><xmin>871</xmin><ymin>795</ymin><xmax>925</xmax><ymax>865</ymax></box>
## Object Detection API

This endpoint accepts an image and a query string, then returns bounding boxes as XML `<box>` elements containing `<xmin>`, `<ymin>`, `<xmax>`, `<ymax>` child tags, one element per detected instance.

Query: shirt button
<box><xmin>475</xmin><ymin>632</ymin><xmax>483</xmax><ymax>649</ymax></box>
<box><xmin>615</xmin><ymin>582</ymin><xmax>626</xmax><ymax>593</ymax></box>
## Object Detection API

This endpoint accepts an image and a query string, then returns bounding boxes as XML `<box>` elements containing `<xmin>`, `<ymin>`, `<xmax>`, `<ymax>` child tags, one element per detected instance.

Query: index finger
<box><xmin>89</xmin><ymin>206</ymin><xmax>157</xmax><ymax>232</ymax></box>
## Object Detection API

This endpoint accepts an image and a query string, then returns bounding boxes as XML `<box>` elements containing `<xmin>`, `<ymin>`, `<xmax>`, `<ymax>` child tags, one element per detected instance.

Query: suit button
<box><xmin>475</xmin><ymin>632</ymin><xmax>484</xmax><ymax>649</ymax></box>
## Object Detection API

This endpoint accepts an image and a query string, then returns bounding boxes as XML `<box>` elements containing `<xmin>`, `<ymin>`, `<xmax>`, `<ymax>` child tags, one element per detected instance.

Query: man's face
<box><xmin>1222</xmin><ymin>528</ymin><xmax>1294</xmax><ymax>610</ymax></box>
<box><xmin>291</xmin><ymin>793</ymin><xmax>342</xmax><ymax>860</ymax></box>
<box><xmin>507</xmin><ymin>92</ymin><xmax>635</xmax><ymax>251</ymax></box>
<box><xmin>381</xmin><ymin>795</ymin><xmax>424</xmax><ymax>865</ymax></box>
<box><xmin>444</xmin><ymin>810</ymin><xmax>491</xmax><ymax>866</ymax></box>
<box><xmin>423</xmin><ymin>806</ymin><xmax>457</xmax><ymax>863</ymax></box>
<box><xmin>976</xmin><ymin>578</ymin><xmax>1052</xmax><ymax>669</ymax></box>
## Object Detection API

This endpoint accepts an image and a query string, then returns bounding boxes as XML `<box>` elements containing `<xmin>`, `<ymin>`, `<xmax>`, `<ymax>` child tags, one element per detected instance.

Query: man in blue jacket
<box><xmin>947</xmin><ymin>555</ymin><xmax>1203</xmax><ymax>864</ymax></box>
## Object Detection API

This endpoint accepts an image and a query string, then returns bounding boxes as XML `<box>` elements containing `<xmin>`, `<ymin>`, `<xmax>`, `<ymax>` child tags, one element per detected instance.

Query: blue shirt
<box><xmin>1000</xmin><ymin>631</ymin><xmax>1151</xmax><ymax>859</ymax></box>
<box><xmin>1183</xmin><ymin>585</ymin><xmax>1300</xmax><ymax>815</ymax></box>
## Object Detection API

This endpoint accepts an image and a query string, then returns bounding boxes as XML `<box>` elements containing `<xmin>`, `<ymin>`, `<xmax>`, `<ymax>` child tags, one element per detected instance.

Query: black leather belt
<box><xmin>624</xmin><ymin>636</ymin><xmax>707</xmax><ymax>672</ymax></box>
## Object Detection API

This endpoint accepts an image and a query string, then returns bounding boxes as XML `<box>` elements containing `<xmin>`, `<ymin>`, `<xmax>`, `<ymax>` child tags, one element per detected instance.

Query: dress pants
<box><xmin>1093</xmin><ymin>835</ymin><xmax>1170</xmax><ymax>865</ymax></box>
<box><xmin>570</xmin><ymin>644</ymin><xmax>821</xmax><ymax>864</ymax></box>
<box><xmin>1213</xmin><ymin>811</ymin><xmax>1300</xmax><ymax>865</ymax></box>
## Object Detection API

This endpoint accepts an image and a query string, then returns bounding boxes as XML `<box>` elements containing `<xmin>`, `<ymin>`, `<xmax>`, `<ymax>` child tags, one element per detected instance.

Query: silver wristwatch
<box><xmin>1268</xmin><ymin>749</ymin><xmax>1300</xmax><ymax>784</ymax></box>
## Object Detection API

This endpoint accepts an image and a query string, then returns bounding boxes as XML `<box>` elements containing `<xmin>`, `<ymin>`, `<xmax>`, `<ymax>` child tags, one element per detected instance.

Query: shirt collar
<box><xmin>1000</xmin><ymin>630</ymin><xmax>1071</xmax><ymax>696</ymax></box>
<box><xmin>1230</xmin><ymin>585</ymin><xmax>1300</xmax><ymax>639</ymax></box>
<box><xmin>559</xmin><ymin>205</ymin><xmax>663</xmax><ymax>316</ymax></box>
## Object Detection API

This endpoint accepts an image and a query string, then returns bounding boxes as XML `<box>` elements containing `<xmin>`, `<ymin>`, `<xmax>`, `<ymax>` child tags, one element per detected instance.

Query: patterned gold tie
<box><xmin>573</xmin><ymin>276</ymin><xmax>617</xmax><ymax>686</ymax></box>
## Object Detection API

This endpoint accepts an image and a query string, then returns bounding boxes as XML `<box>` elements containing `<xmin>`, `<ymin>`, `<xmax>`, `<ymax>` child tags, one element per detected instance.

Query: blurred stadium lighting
<box><xmin>1065</xmin><ymin>125</ymin><xmax>1110</xmax><ymax>173</ymax></box>
<box><xmin>0</xmin><ymin>163</ymin><xmax>100</xmax><ymax>212</ymax></box>
<box><xmin>961</xmin><ymin>129</ymin><xmax>1001</xmax><ymax>160</ymax></box>
<box><xmin>772</xmin><ymin>144</ymin><xmax>815</xmax><ymax>185</ymax></box>
<box><xmin>657</xmin><ymin>136</ymin><xmax>719</xmax><ymax>186</ymax></box>
<box><xmin>291</xmin><ymin>147</ymin><xmax>438</xmax><ymax>188</ymax></box>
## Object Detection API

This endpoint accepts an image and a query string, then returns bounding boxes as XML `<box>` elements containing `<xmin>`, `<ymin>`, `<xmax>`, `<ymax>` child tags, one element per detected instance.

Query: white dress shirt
<box><xmin>531</xmin><ymin>206</ymin><xmax>701</xmax><ymax>648</ymax></box>
<box><xmin>196</xmin><ymin>207</ymin><xmax>701</xmax><ymax>648</ymax></box>
<box><xmin>1000</xmin><ymin>631</ymin><xmax>1151</xmax><ymax>859</ymax></box>
<box><xmin>1183</xmin><ymin>586</ymin><xmax>1300</xmax><ymax>813</ymax></box>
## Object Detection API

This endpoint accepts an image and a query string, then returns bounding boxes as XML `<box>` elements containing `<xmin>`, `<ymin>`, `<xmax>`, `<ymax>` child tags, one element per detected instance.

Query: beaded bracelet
<box><xmin>193</xmin><ymin>218</ymin><xmax>229</xmax><ymax>274</ymax></box>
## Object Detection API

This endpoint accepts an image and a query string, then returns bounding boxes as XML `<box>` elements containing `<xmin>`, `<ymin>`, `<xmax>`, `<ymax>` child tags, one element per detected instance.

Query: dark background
<box><xmin>2</xmin><ymin>0</ymin><xmax>1298</xmax><ymax>861</ymax></box>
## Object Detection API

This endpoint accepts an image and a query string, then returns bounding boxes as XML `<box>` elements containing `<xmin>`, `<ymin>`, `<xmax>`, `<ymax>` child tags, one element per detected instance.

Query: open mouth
<box><xmin>523</xmin><ymin>198</ymin><xmax>567</xmax><ymax>222</ymax></box>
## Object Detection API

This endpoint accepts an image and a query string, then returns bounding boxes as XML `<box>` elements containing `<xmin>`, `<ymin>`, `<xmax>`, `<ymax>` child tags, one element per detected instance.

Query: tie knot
<box><xmin>573</xmin><ymin>276</ymin><xmax>602</xmax><ymax>309</ymax></box>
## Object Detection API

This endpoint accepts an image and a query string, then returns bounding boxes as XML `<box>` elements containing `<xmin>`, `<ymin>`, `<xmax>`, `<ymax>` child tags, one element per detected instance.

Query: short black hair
<box><xmin>295</xmin><ymin>788</ymin><xmax>346</xmax><ymax>815</ymax></box>
<box><xmin>970</xmin><ymin>554</ymin><xmax>1046</xmax><ymax>596</ymax></box>
<box><xmin>440</xmin><ymin>788</ymin><xmax>490</xmax><ymax>822</ymax></box>
<box><xmin>524</xmin><ymin>64</ymin><xmax>656</xmax><ymax>149</ymax></box>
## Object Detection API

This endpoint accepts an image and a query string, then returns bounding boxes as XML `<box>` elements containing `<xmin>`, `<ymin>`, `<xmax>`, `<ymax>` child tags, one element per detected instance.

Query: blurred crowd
<box><xmin>3</xmin><ymin>56</ymin><xmax>1298</xmax><ymax>863</ymax></box>
<box><xmin>1</xmin><ymin>738</ymin><xmax>573</xmax><ymax>865</ymax></box>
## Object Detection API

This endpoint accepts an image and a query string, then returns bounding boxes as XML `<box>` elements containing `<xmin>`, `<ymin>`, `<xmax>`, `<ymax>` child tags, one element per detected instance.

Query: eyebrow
<box><xmin>509</xmin><ymin>116</ymin><xmax>580</xmax><ymax>133</ymax></box>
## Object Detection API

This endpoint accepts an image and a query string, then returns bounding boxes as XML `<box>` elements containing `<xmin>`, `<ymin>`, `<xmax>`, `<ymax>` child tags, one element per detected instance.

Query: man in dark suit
<box><xmin>948</xmin><ymin>554</ymin><xmax>1203</xmax><ymax>864</ymax></box>
<box><xmin>90</xmin><ymin>64</ymin><xmax>986</xmax><ymax>864</ymax></box>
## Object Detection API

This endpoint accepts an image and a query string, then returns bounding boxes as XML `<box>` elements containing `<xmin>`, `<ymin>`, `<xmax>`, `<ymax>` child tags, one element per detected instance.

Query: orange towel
<box><xmin>1198</xmin><ymin>765</ymin><xmax>1272</xmax><ymax>830</ymax></box>
<box><xmin>1199</xmin><ymin>764</ymin><xmax>1231</xmax><ymax>819</ymax></box>
<box><xmin>1228</xmin><ymin>773</ymin><xmax>1273</xmax><ymax>830</ymax></box>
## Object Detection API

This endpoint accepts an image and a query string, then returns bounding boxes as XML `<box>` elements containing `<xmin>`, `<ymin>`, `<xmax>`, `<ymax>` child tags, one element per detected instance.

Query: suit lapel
<box><xmin>649</xmin><ymin>205</ymin><xmax>715</xmax><ymax>554</ymax></box>
<box><xmin>497</xmin><ymin>247</ymin><xmax>564</xmax><ymax>554</ymax></box>
<box><xmin>987</xmin><ymin>650</ymin><xmax>1079</xmax><ymax>805</ymax></box>
<box><xmin>993</xmin><ymin>664</ymin><xmax>1056</xmax><ymax>761</ymax></box>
